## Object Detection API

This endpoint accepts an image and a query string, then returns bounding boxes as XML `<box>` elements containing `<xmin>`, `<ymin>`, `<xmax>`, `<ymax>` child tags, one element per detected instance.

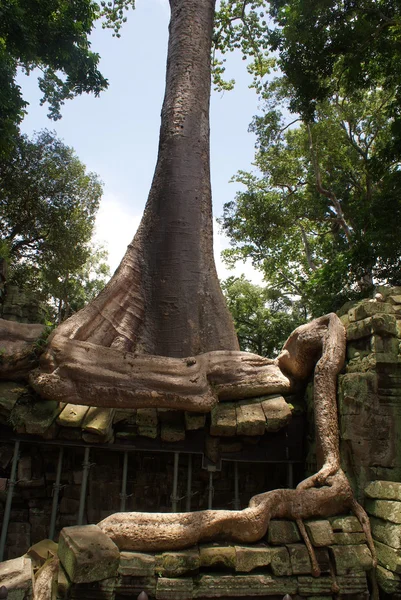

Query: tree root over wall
<box><xmin>6</xmin><ymin>313</ymin><xmax>376</xmax><ymax>599</ymax></box>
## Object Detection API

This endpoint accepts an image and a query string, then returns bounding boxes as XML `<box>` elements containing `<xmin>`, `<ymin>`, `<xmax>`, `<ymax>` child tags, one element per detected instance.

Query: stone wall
<box><xmin>0</xmin><ymin>442</ymin><xmax>298</xmax><ymax>561</ymax></box>
<box><xmin>1</xmin><ymin>283</ymin><xmax>46</xmax><ymax>324</ymax></box>
<box><xmin>0</xmin><ymin>517</ymin><xmax>374</xmax><ymax>599</ymax></box>
<box><xmin>338</xmin><ymin>289</ymin><xmax>401</xmax><ymax>499</ymax></box>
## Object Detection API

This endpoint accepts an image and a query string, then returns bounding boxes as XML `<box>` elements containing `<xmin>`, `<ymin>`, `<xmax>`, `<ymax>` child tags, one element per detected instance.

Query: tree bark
<box><xmin>50</xmin><ymin>0</ymin><xmax>239</xmax><ymax>358</ymax></box>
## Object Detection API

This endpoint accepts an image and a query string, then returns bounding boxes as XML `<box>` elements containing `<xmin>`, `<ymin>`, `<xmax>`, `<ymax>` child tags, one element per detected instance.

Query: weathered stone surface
<box><xmin>336</xmin><ymin>574</ymin><xmax>368</xmax><ymax>595</ymax></box>
<box><xmin>371</xmin><ymin>516</ymin><xmax>401</xmax><ymax>549</ymax></box>
<box><xmin>305</xmin><ymin>520</ymin><xmax>334</xmax><ymax>547</ymax></box>
<box><xmin>330</xmin><ymin>544</ymin><xmax>373</xmax><ymax>575</ymax></box>
<box><xmin>156</xmin><ymin>577</ymin><xmax>193</xmax><ymax>600</ymax></box>
<box><xmin>375</xmin><ymin>540</ymin><xmax>401</xmax><ymax>574</ymax></box>
<box><xmin>194</xmin><ymin>574</ymin><xmax>297</xmax><ymax>597</ymax></box>
<box><xmin>184</xmin><ymin>412</ymin><xmax>206</xmax><ymax>431</ymax></box>
<box><xmin>27</xmin><ymin>539</ymin><xmax>58</xmax><ymax>567</ymax></box>
<box><xmin>82</xmin><ymin>407</ymin><xmax>114</xmax><ymax>437</ymax></box>
<box><xmin>366</xmin><ymin>498</ymin><xmax>401</xmax><ymax>523</ymax></box>
<box><xmin>57</xmin><ymin>404</ymin><xmax>89</xmax><ymax>427</ymax></box>
<box><xmin>137</xmin><ymin>408</ymin><xmax>158</xmax><ymax>438</ymax></box>
<box><xmin>199</xmin><ymin>545</ymin><xmax>236</xmax><ymax>569</ymax></box>
<box><xmin>365</xmin><ymin>480</ymin><xmax>401</xmax><ymax>501</ymax></box>
<box><xmin>330</xmin><ymin>515</ymin><xmax>363</xmax><ymax>533</ymax></box>
<box><xmin>236</xmin><ymin>400</ymin><xmax>266</xmax><ymax>436</ymax></box>
<box><xmin>0</xmin><ymin>382</ymin><xmax>26</xmax><ymax>418</ymax></box>
<box><xmin>234</xmin><ymin>545</ymin><xmax>271</xmax><ymax>573</ymax></box>
<box><xmin>287</xmin><ymin>544</ymin><xmax>311</xmax><ymax>575</ymax></box>
<box><xmin>332</xmin><ymin>532</ymin><xmax>366</xmax><ymax>545</ymax></box>
<box><xmin>261</xmin><ymin>395</ymin><xmax>292</xmax><ymax>432</ymax></box>
<box><xmin>270</xmin><ymin>547</ymin><xmax>292</xmax><ymax>577</ymax></box>
<box><xmin>0</xmin><ymin>556</ymin><xmax>33</xmax><ymax>600</ymax></box>
<box><xmin>348</xmin><ymin>301</ymin><xmax>394</xmax><ymax>322</ymax></box>
<box><xmin>118</xmin><ymin>551</ymin><xmax>156</xmax><ymax>576</ymax></box>
<box><xmin>160</xmin><ymin>422</ymin><xmax>186</xmax><ymax>442</ymax></box>
<box><xmin>339</xmin><ymin>373</ymin><xmax>377</xmax><ymax>415</ymax></box>
<box><xmin>115</xmin><ymin>575</ymin><xmax>156</xmax><ymax>597</ymax></box>
<box><xmin>267</xmin><ymin>520</ymin><xmax>301</xmax><ymax>545</ymax></box>
<box><xmin>156</xmin><ymin>549</ymin><xmax>200</xmax><ymax>576</ymax></box>
<box><xmin>58</xmin><ymin>524</ymin><xmax>120</xmax><ymax>583</ymax></box>
<box><xmin>297</xmin><ymin>576</ymin><xmax>334</xmax><ymax>596</ymax></box>
<box><xmin>11</xmin><ymin>397</ymin><xmax>62</xmax><ymax>435</ymax></box>
<box><xmin>377</xmin><ymin>564</ymin><xmax>401</xmax><ymax>594</ymax></box>
<box><xmin>210</xmin><ymin>403</ymin><xmax>237</xmax><ymax>437</ymax></box>
<box><xmin>57</xmin><ymin>564</ymin><xmax>71</xmax><ymax>599</ymax></box>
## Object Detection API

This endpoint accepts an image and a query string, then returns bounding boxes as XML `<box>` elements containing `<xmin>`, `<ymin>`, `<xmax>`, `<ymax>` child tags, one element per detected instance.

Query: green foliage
<box><xmin>222</xmin><ymin>275</ymin><xmax>305</xmax><ymax>357</ymax></box>
<box><xmin>220</xmin><ymin>86</ymin><xmax>401</xmax><ymax>316</ymax></box>
<box><xmin>0</xmin><ymin>0</ymin><xmax>135</xmax><ymax>156</ymax></box>
<box><xmin>0</xmin><ymin>129</ymin><xmax>110</xmax><ymax>322</ymax></box>
<box><xmin>267</xmin><ymin>0</ymin><xmax>401</xmax><ymax>154</ymax></box>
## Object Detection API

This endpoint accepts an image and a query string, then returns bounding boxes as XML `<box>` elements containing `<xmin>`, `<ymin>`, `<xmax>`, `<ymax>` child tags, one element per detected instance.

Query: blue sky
<box><xmin>18</xmin><ymin>0</ymin><xmax>264</xmax><ymax>282</ymax></box>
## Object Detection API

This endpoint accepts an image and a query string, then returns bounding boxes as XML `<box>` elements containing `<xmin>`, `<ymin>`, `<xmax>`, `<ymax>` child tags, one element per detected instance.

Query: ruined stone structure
<box><xmin>3</xmin><ymin>288</ymin><xmax>401</xmax><ymax>597</ymax></box>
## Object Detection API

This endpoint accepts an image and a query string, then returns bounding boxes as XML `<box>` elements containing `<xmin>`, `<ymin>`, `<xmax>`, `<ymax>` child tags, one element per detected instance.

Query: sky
<box><xmin>18</xmin><ymin>0</ymin><xmax>264</xmax><ymax>283</ymax></box>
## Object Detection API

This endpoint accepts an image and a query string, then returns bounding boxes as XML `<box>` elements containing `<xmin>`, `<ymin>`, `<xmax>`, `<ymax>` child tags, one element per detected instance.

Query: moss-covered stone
<box><xmin>58</xmin><ymin>524</ymin><xmax>120</xmax><ymax>584</ymax></box>
<box><xmin>377</xmin><ymin>564</ymin><xmax>401</xmax><ymax>594</ymax></box>
<box><xmin>234</xmin><ymin>545</ymin><xmax>271</xmax><ymax>573</ymax></box>
<box><xmin>11</xmin><ymin>396</ymin><xmax>62</xmax><ymax>435</ymax></box>
<box><xmin>332</xmin><ymin>533</ymin><xmax>366</xmax><ymax>545</ymax></box>
<box><xmin>184</xmin><ymin>412</ymin><xmax>206</xmax><ymax>431</ymax></box>
<box><xmin>236</xmin><ymin>400</ymin><xmax>266</xmax><ymax>436</ymax></box>
<box><xmin>371</xmin><ymin>516</ymin><xmax>401</xmax><ymax>549</ymax></box>
<box><xmin>267</xmin><ymin>520</ymin><xmax>301</xmax><ymax>545</ymax></box>
<box><xmin>137</xmin><ymin>408</ymin><xmax>158</xmax><ymax>438</ymax></box>
<box><xmin>287</xmin><ymin>544</ymin><xmax>312</xmax><ymax>575</ymax></box>
<box><xmin>375</xmin><ymin>540</ymin><xmax>401</xmax><ymax>574</ymax></box>
<box><xmin>0</xmin><ymin>556</ymin><xmax>33</xmax><ymax>600</ymax></box>
<box><xmin>119</xmin><ymin>551</ymin><xmax>156</xmax><ymax>576</ymax></box>
<box><xmin>304</xmin><ymin>520</ymin><xmax>334</xmax><ymax>547</ymax></box>
<box><xmin>116</xmin><ymin>575</ymin><xmax>156</xmax><ymax>597</ymax></box>
<box><xmin>270</xmin><ymin>547</ymin><xmax>292</xmax><ymax>577</ymax></box>
<box><xmin>156</xmin><ymin>577</ymin><xmax>193</xmax><ymax>600</ymax></box>
<box><xmin>160</xmin><ymin>422</ymin><xmax>186</xmax><ymax>442</ymax></box>
<box><xmin>330</xmin><ymin>516</ymin><xmax>363</xmax><ymax>533</ymax></box>
<box><xmin>297</xmin><ymin>576</ymin><xmax>334</xmax><ymax>596</ymax></box>
<box><xmin>210</xmin><ymin>403</ymin><xmax>237</xmax><ymax>437</ymax></box>
<box><xmin>366</xmin><ymin>498</ymin><xmax>401</xmax><ymax>523</ymax></box>
<box><xmin>348</xmin><ymin>301</ymin><xmax>394</xmax><ymax>322</ymax></box>
<box><xmin>156</xmin><ymin>549</ymin><xmax>200</xmax><ymax>577</ymax></box>
<box><xmin>199</xmin><ymin>545</ymin><xmax>236</xmax><ymax>570</ymax></box>
<box><xmin>330</xmin><ymin>544</ymin><xmax>373</xmax><ymax>575</ymax></box>
<box><xmin>194</xmin><ymin>574</ymin><xmax>297</xmax><ymax>597</ymax></box>
<box><xmin>336</xmin><ymin>574</ymin><xmax>368</xmax><ymax>595</ymax></box>
<box><xmin>57</xmin><ymin>563</ymin><xmax>71</xmax><ymax>599</ymax></box>
<box><xmin>365</xmin><ymin>480</ymin><xmax>401</xmax><ymax>501</ymax></box>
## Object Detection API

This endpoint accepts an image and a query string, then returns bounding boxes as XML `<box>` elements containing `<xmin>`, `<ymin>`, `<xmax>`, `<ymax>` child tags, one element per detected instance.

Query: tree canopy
<box><xmin>220</xmin><ymin>84</ymin><xmax>401</xmax><ymax>315</ymax></box>
<box><xmin>0</xmin><ymin>129</ymin><xmax>109</xmax><ymax>322</ymax></box>
<box><xmin>0</xmin><ymin>0</ymin><xmax>135</xmax><ymax>156</ymax></box>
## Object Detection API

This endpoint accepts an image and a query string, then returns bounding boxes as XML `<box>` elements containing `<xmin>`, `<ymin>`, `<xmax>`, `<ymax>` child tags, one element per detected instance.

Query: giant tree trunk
<box><xmin>52</xmin><ymin>0</ymin><xmax>238</xmax><ymax>357</ymax></box>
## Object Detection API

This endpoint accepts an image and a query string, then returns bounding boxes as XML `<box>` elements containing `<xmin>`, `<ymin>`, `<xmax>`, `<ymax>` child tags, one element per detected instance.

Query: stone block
<box><xmin>336</xmin><ymin>574</ymin><xmax>368</xmax><ymax>595</ymax></box>
<box><xmin>333</xmin><ymin>533</ymin><xmax>366</xmax><ymax>545</ymax></box>
<box><xmin>366</xmin><ymin>498</ymin><xmax>401</xmax><ymax>523</ymax></box>
<box><xmin>184</xmin><ymin>412</ymin><xmax>206</xmax><ymax>431</ymax></box>
<box><xmin>261</xmin><ymin>395</ymin><xmax>292</xmax><ymax>432</ymax></box>
<box><xmin>267</xmin><ymin>520</ymin><xmax>301</xmax><ymax>545</ymax></box>
<box><xmin>194</xmin><ymin>574</ymin><xmax>297</xmax><ymax>597</ymax></box>
<box><xmin>59</xmin><ymin>497</ymin><xmax>80</xmax><ymax>515</ymax></box>
<box><xmin>348</xmin><ymin>301</ymin><xmax>394</xmax><ymax>323</ymax></box>
<box><xmin>236</xmin><ymin>400</ymin><xmax>266</xmax><ymax>436</ymax></box>
<box><xmin>371</xmin><ymin>516</ymin><xmax>401</xmax><ymax>549</ymax></box>
<box><xmin>339</xmin><ymin>373</ymin><xmax>377</xmax><ymax>415</ymax></box>
<box><xmin>58</xmin><ymin>524</ymin><xmax>120</xmax><ymax>583</ymax></box>
<box><xmin>270</xmin><ymin>547</ymin><xmax>292</xmax><ymax>577</ymax></box>
<box><xmin>375</xmin><ymin>540</ymin><xmax>401</xmax><ymax>574</ymax></box>
<box><xmin>287</xmin><ymin>544</ymin><xmax>312</xmax><ymax>575</ymax></box>
<box><xmin>365</xmin><ymin>480</ymin><xmax>401</xmax><ymax>501</ymax></box>
<box><xmin>377</xmin><ymin>564</ymin><xmax>401</xmax><ymax>594</ymax></box>
<box><xmin>0</xmin><ymin>556</ymin><xmax>33</xmax><ymax>600</ymax></box>
<box><xmin>330</xmin><ymin>516</ymin><xmax>363</xmax><ymax>533</ymax></box>
<box><xmin>210</xmin><ymin>403</ymin><xmax>237</xmax><ymax>437</ymax></box>
<box><xmin>137</xmin><ymin>408</ymin><xmax>158</xmax><ymax>438</ymax></box>
<box><xmin>160</xmin><ymin>422</ymin><xmax>186</xmax><ymax>442</ymax></box>
<box><xmin>305</xmin><ymin>520</ymin><xmax>334</xmax><ymax>547</ymax></box>
<box><xmin>297</xmin><ymin>576</ymin><xmax>334</xmax><ymax>596</ymax></box>
<box><xmin>234</xmin><ymin>545</ymin><xmax>270</xmax><ymax>572</ymax></box>
<box><xmin>27</xmin><ymin>539</ymin><xmax>58</xmax><ymax>567</ymax></box>
<box><xmin>156</xmin><ymin>549</ymin><xmax>200</xmax><ymax>576</ymax></box>
<box><xmin>118</xmin><ymin>551</ymin><xmax>156</xmax><ymax>576</ymax></box>
<box><xmin>115</xmin><ymin>575</ymin><xmax>156</xmax><ymax>597</ymax></box>
<box><xmin>156</xmin><ymin>577</ymin><xmax>193</xmax><ymax>600</ymax></box>
<box><xmin>330</xmin><ymin>544</ymin><xmax>373</xmax><ymax>575</ymax></box>
<box><xmin>57</xmin><ymin>563</ymin><xmax>71</xmax><ymax>599</ymax></box>
<box><xmin>199</xmin><ymin>545</ymin><xmax>236</xmax><ymax>569</ymax></box>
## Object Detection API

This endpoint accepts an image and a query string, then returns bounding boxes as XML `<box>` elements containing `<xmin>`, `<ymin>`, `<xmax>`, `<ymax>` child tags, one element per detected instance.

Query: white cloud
<box><xmin>214</xmin><ymin>219</ymin><xmax>265</xmax><ymax>285</ymax></box>
<box><xmin>94</xmin><ymin>193</ymin><xmax>141</xmax><ymax>274</ymax></box>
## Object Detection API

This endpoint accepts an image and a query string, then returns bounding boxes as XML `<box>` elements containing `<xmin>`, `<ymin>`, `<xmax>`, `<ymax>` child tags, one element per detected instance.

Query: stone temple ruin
<box><xmin>2</xmin><ymin>284</ymin><xmax>401</xmax><ymax>598</ymax></box>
